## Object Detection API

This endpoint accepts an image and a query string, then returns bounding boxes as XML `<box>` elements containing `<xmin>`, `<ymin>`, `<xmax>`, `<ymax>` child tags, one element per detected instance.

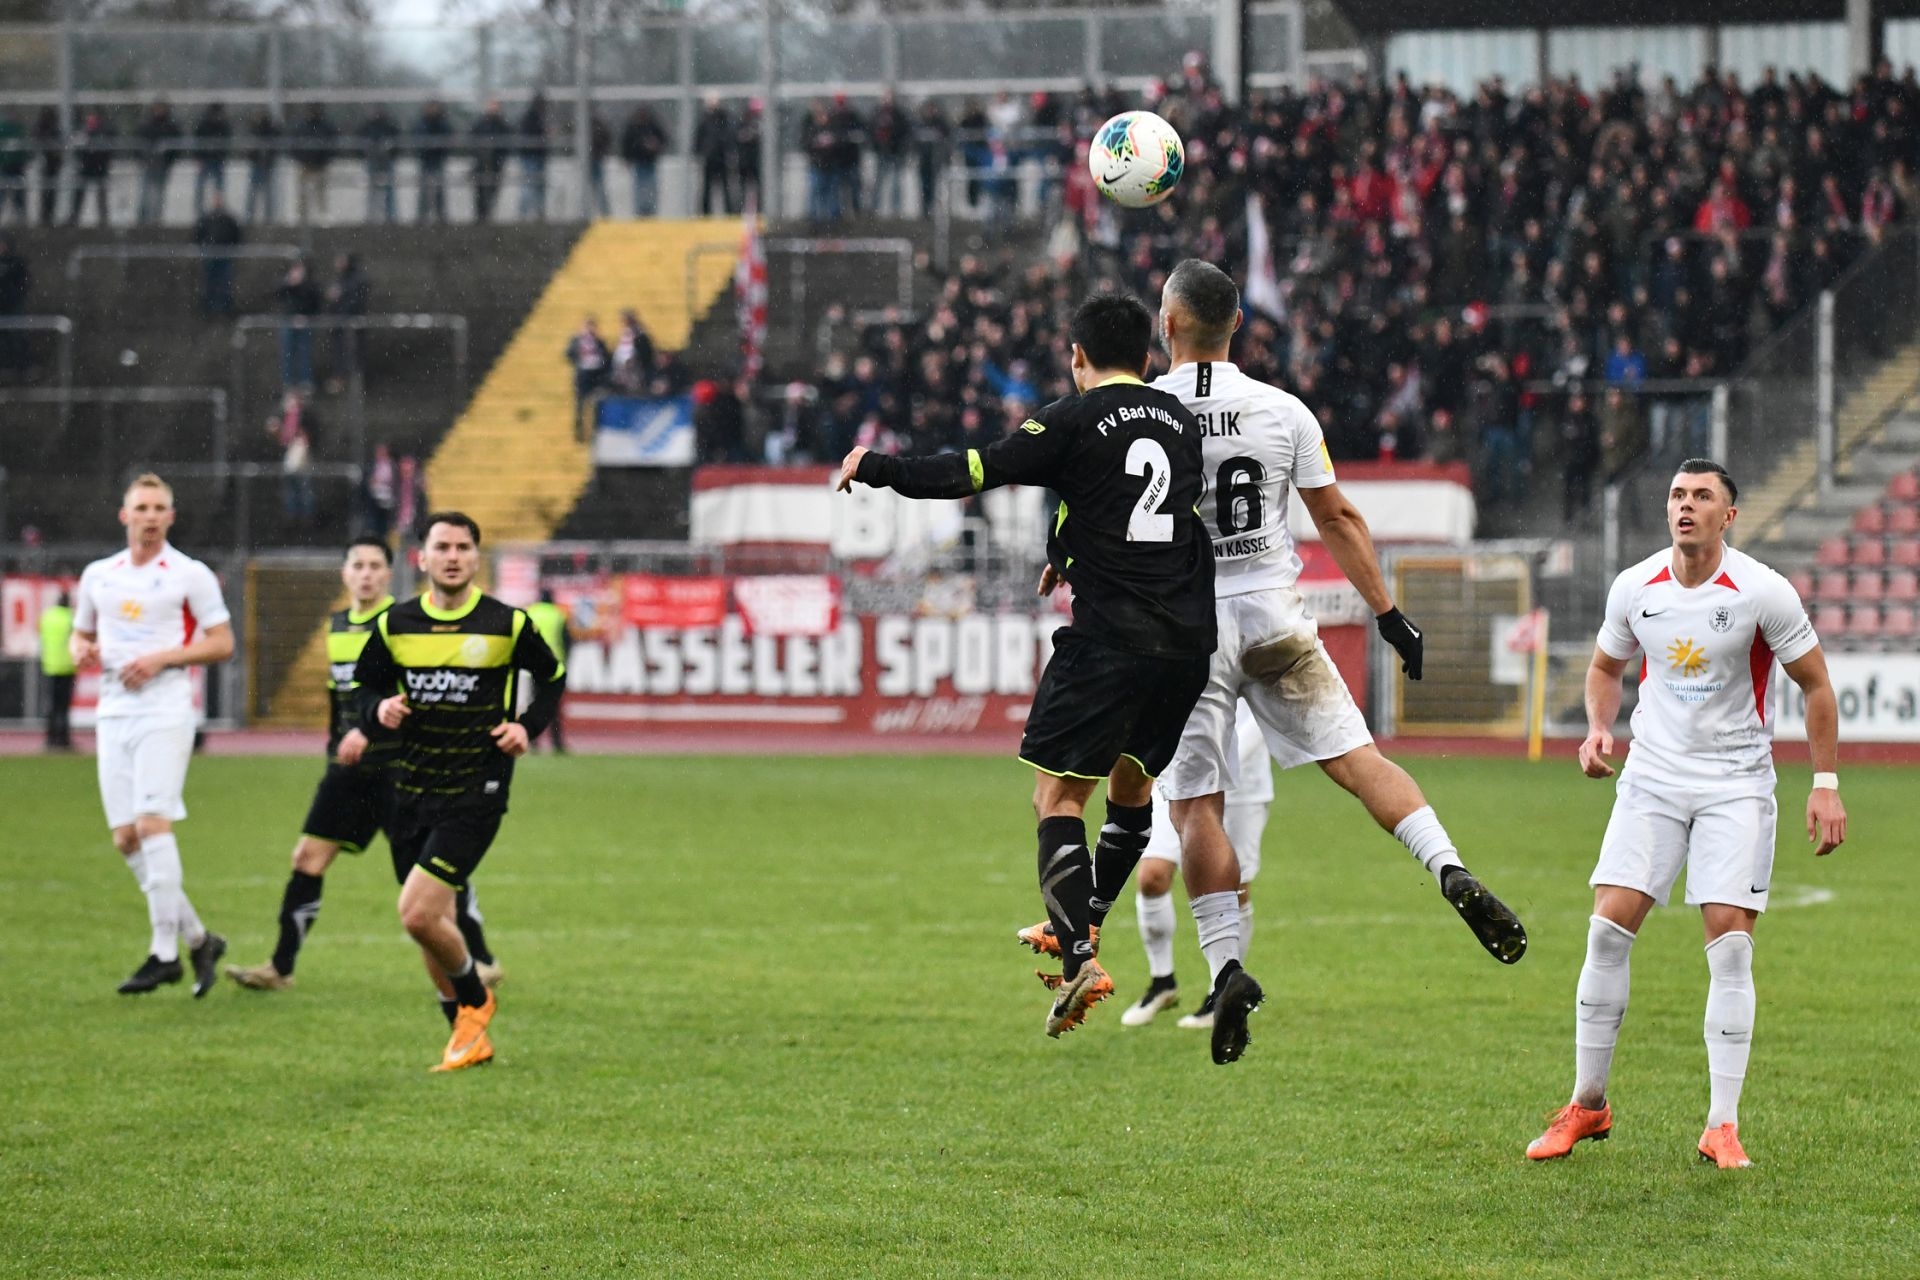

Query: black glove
<box><xmin>1376</xmin><ymin>607</ymin><xmax>1424</xmax><ymax>681</ymax></box>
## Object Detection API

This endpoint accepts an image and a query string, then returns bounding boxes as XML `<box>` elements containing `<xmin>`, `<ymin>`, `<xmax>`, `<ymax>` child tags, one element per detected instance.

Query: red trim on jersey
<box><xmin>1750</xmin><ymin>633</ymin><xmax>1773</xmax><ymax>722</ymax></box>
<box><xmin>1645</xmin><ymin>565</ymin><xmax>1672</xmax><ymax>585</ymax></box>
<box><xmin>182</xmin><ymin>600</ymin><xmax>197</xmax><ymax>646</ymax></box>
<box><xmin>1715</xmin><ymin>571</ymin><xmax>1739</xmax><ymax>591</ymax></box>
<box><xmin>1640</xmin><ymin>656</ymin><xmax>1648</xmax><ymax>683</ymax></box>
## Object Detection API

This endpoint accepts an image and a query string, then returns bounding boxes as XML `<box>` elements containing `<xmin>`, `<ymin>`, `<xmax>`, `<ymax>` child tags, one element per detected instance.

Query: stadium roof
<box><xmin>1333</xmin><ymin>0</ymin><xmax>1920</xmax><ymax>34</ymax></box>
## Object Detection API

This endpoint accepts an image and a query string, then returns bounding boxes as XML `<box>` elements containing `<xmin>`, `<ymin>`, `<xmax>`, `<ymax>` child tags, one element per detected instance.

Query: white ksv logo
<box><xmin>1710</xmin><ymin>606</ymin><xmax>1734</xmax><ymax>633</ymax></box>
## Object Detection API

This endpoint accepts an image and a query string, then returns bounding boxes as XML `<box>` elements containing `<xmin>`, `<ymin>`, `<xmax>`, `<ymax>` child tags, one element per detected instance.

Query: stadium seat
<box><xmin>1882</xmin><ymin>604</ymin><xmax>1918</xmax><ymax>639</ymax></box>
<box><xmin>1849</xmin><ymin>606</ymin><xmax>1884</xmax><ymax>639</ymax></box>
<box><xmin>1888</xmin><ymin>471</ymin><xmax>1920</xmax><ymax>502</ymax></box>
<box><xmin>1888</xmin><ymin>504</ymin><xmax>1920</xmax><ymax>535</ymax></box>
<box><xmin>1789</xmin><ymin>569</ymin><xmax>1816</xmax><ymax>600</ymax></box>
<box><xmin>1893</xmin><ymin>539</ymin><xmax>1920</xmax><ymax>568</ymax></box>
<box><xmin>1886</xmin><ymin>568</ymin><xmax>1920</xmax><ymax>601</ymax></box>
<box><xmin>1853</xmin><ymin>538</ymin><xmax>1887</xmax><ymax>568</ymax></box>
<box><xmin>1854</xmin><ymin>571</ymin><xmax>1885</xmax><ymax>602</ymax></box>
<box><xmin>1814</xmin><ymin>603</ymin><xmax>1850</xmax><ymax>635</ymax></box>
<box><xmin>1816</xmin><ymin>536</ymin><xmax>1851</xmax><ymax>567</ymax></box>
<box><xmin>1855</xmin><ymin>503</ymin><xmax>1887</xmax><ymax>534</ymax></box>
<box><xmin>1816</xmin><ymin>570</ymin><xmax>1852</xmax><ymax>602</ymax></box>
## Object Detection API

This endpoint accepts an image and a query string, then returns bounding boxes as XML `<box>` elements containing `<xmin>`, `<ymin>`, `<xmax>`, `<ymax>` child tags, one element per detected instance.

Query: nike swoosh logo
<box><xmin>1749</xmin><ymin>886</ymin><xmax>1769</xmax><ymax>894</ymax></box>
<box><xmin>1640</xmin><ymin>608</ymin><xmax>1667</xmax><ymax>618</ymax></box>
<box><xmin>1578</xmin><ymin>1000</ymin><xmax>1604</xmax><ymax>1007</ymax></box>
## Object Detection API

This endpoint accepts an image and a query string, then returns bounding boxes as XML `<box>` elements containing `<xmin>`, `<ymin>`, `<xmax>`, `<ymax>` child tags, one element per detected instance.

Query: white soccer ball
<box><xmin>1088</xmin><ymin>110</ymin><xmax>1186</xmax><ymax>209</ymax></box>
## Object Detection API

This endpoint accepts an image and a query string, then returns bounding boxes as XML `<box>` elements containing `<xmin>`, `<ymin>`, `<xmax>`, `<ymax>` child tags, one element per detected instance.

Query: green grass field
<box><xmin>2</xmin><ymin>751</ymin><xmax>1915</xmax><ymax>1278</ymax></box>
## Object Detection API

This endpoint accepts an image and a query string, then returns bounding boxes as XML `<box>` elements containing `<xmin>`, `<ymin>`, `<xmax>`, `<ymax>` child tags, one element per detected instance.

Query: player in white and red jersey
<box><xmin>70</xmin><ymin>474</ymin><xmax>235</xmax><ymax>997</ymax></box>
<box><xmin>1527</xmin><ymin>458</ymin><xmax>1846</xmax><ymax>1170</ymax></box>
<box><xmin>1036</xmin><ymin>261</ymin><xmax>1526</xmax><ymax>1064</ymax></box>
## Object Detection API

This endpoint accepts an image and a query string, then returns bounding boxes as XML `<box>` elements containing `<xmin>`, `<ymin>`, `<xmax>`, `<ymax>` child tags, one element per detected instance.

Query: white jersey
<box><xmin>1597</xmin><ymin>545</ymin><xmax>1818</xmax><ymax>790</ymax></box>
<box><xmin>73</xmin><ymin>542</ymin><xmax>230</xmax><ymax>720</ymax></box>
<box><xmin>1151</xmin><ymin>360</ymin><xmax>1336</xmax><ymax>597</ymax></box>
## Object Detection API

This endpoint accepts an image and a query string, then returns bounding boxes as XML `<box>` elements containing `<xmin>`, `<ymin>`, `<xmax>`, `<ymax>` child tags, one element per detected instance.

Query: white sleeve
<box><xmin>1757</xmin><ymin>571</ymin><xmax>1819</xmax><ymax>665</ymax></box>
<box><xmin>184</xmin><ymin>561</ymin><xmax>233</xmax><ymax>632</ymax></box>
<box><xmin>72</xmin><ymin>566</ymin><xmax>98</xmax><ymax>633</ymax></box>
<box><xmin>1595</xmin><ymin>570</ymin><xmax>1639</xmax><ymax>660</ymax></box>
<box><xmin>1288</xmin><ymin>402</ymin><xmax>1336</xmax><ymax>490</ymax></box>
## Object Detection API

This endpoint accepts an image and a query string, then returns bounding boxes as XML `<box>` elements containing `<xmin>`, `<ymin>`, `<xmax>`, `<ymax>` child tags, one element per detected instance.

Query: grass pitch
<box><xmin>2</xmin><ymin>751</ymin><xmax>1914</xmax><ymax>1278</ymax></box>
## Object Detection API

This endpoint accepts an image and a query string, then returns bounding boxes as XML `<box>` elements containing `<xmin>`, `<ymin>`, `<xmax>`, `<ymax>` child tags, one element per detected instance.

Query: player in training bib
<box><xmin>72</xmin><ymin>473</ymin><xmax>234</xmax><ymax>997</ymax></box>
<box><xmin>1527</xmin><ymin>459</ymin><xmax>1846</xmax><ymax>1170</ymax></box>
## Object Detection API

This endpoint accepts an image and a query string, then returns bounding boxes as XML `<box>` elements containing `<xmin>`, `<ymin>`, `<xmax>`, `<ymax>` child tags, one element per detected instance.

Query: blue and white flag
<box><xmin>593</xmin><ymin>393</ymin><xmax>696</xmax><ymax>467</ymax></box>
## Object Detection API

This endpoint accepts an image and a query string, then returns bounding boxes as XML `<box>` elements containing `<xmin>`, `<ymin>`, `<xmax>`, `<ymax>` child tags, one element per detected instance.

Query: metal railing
<box><xmin>0</xmin><ymin>3</ymin><xmax>1309</xmax><ymax>222</ymax></box>
<box><xmin>65</xmin><ymin>241</ymin><xmax>303</xmax><ymax>280</ymax></box>
<box><xmin>0</xmin><ymin>315</ymin><xmax>74</xmax><ymax>413</ymax></box>
<box><xmin>0</xmin><ymin>384</ymin><xmax>230</xmax><ymax>465</ymax></box>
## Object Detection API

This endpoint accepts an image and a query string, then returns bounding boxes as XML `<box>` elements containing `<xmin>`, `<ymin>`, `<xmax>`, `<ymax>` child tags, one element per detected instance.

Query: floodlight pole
<box><xmin>760</xmin><ymin>0</ymin><xmax>781</xmax><ymax>221</ymax></box>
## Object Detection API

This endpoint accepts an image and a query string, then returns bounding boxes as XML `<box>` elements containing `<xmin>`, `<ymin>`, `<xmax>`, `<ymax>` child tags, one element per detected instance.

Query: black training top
<box><xmin>324</xmin><ymin>594</ymin><xmax>398</xmax><ymax>767</ymax></box>
<box><xmin>352</xmin><ymin>589</ymin><xmax>566</xmax><ymax>816</ymax></box>
<box><xmin>855</xmin><ymin>375</ymin><xmax>1215</xmax><ymax>657</ymax></box>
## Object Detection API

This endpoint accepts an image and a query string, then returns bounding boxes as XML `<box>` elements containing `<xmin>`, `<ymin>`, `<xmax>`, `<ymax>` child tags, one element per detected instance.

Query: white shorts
<box><xmin>1590</xmin><ymin>774</ymin><xmax>1779</xmax><ymax>912</ymax></box>
<box><xmin>1141</xmin><ymin>787</ymin><xmax>1269</xmax><ymax>883</ymax></box>
<box><xmin>1160</xmin><ymin>588</ymin><xmax>1373</xmax><ymax>801</ymax></box>
<box><xmin>96</xmin><ymin>715</ymin><xmax>195</xmax><ymax>830</ymax></box>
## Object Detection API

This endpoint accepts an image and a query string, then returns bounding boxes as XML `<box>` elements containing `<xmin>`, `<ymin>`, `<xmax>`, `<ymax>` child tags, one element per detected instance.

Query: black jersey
<box><xmin>351</xmin><ymin>589</ymin><xmax>566</xmax><ymax>816</ymax></box>
<box><xmin>855</xmin><ymin>375</ymin><xmax>1215</xmax><ymax>656</ymax></box>
<box><xmin>324</xmin><ymin>594</ymin><xmax>398</xmax><ymax>766</ymax></box>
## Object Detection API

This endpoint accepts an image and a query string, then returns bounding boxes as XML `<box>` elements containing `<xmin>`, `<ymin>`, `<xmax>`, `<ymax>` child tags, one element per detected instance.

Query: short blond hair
<box><xmin>123</xmin><ymin>473</ymin><xmax>175</xmax><ymax>505</ymax></box>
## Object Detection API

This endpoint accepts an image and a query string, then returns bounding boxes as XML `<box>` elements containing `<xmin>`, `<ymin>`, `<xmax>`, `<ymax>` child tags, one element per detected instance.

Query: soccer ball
<box><xmin>1088</xmin><ymin>111</ymin><xmax>1185</xmax><ymax>209</ymax></box>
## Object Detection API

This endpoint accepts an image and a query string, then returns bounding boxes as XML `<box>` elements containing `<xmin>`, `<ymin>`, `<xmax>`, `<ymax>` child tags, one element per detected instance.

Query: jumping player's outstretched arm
<box><xmin>1297</xmin><ymin>482</ymin><xmax>1424</xmax><ymax>679</ymax></box>
<box><xmin>1782</xmin><ymin>647</ymin><xmax>1846</xmax><ymax>855</ymax></box>
<box><xmin>836</xmin><ymin>406</ymin><xmax>1075</xmax><ymax>500</ymax></box>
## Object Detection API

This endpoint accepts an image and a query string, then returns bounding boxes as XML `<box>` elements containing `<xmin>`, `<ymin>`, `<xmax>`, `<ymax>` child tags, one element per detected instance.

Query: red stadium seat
<box><xmin>1893</xmin><ymin>539</ymin><xmax>1920</xmax><ymax>568</ymax></box>
<box><xmin>1816</xmin><ymin>536</ymin><xmax>1851</xmax><ymax>566</ymax></box>
<box><xmin>1888</xmin><ymin>504</ymin><xmax>1920</xmax><ymax>535</ymax></box>
<box><xmin>1886</xmin><ymin>569</ymin><xmax>1920</xmax><ymax>601</ymax></box>
<box><xmin>1855</xmin><ymin>504</ymin><xmax>1887</xmax><ymax>534</ymax></box>
<box><xmin>1854</xmin><ymin>571</ymin><xmax>1885</xmax><ymax>602</ymax></box>
<box><xmin>1816</xmin><ymin>570</ymin><xmax>1852</xmax><ymax>601</ymax></box>
<box><xmin>1853</xmin><ymin>538</ymin><xmax>1887</xmax><ymax>567</ymax></box>
<box><xmin>1888</xmin><ymin>471</ymin><xmax>1920</xmax><ymax>502</ymax></box>
<box><xmin>1814</xmin><ymin>603</ymin><xmax>1850</xmax><ymax>635</ymax></box>
<box><xmin>1849</xmin><ymin>606</ymin><xmax>1884</xmax><ymax>638</ymax></box>
<box><xmin>1789</xmin><ymin>569</ymin><xmax>1816</xmax><ymax>600</ymax></box>
<box><xmin>1882</xmin><ymin>604</ymin><xmax>1918</xmax><ymax>638</ymax></box>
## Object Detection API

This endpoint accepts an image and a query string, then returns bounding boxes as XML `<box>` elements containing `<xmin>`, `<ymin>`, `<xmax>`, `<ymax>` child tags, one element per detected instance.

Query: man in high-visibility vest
<box><xmin>39</xmin><ymin>591</ymin><xmax>75</xmax><ymax>750</ymax></box>
<box><xmin>525</xmin><ymin>589</ymin><xmax>570</xmax><ymax>754</ymax></box>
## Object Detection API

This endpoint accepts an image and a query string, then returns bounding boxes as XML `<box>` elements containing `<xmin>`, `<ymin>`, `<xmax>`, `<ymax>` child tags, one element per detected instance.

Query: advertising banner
<box><xmin>1774</xmin><ymin>652</ymin><xmax>1920</xmax><ymax>742</ymax></box>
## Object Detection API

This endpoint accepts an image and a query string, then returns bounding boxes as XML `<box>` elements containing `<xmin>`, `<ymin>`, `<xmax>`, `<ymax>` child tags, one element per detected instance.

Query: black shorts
<box><xmin>1018</xmin><ymin>628</ymin><xmax>1211</xmax><ymax>781</ymax></box>
<box><xmin>387</xmin><ymin>807</ymin><xmax>504</xmax><ymax>890</ymax></box>
<box><xmin>300</xmin><ymin>764</ymin><xmax>392</xmax><ymax>855</ymax></box>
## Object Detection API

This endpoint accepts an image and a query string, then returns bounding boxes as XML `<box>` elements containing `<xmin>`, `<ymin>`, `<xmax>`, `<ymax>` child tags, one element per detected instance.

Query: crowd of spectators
<box><xmin>750</xmin><ymin>57</ymin><xmax>1920</xmax><ymax>523</ymax></box>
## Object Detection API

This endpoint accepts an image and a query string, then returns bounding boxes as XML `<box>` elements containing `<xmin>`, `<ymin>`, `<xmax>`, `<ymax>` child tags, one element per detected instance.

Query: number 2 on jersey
<box><xmin>1125</xmin><ymin>438</ymin><xmax>1174</xmax><ymax>542</ymax></box>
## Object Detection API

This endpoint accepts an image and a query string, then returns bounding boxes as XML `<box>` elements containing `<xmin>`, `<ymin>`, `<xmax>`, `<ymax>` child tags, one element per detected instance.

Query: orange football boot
<box><xmin>431</xmin><ymin>990</ymin><xmax>497</xmax><ymax>1072</ymax></box>
<box><xmin>1016</xmin><ymin>921</ymin><xmax>1097</xmax><ymax>958</ymax></box>
<box><xmin>1526</xmin><ymin>1102</ymin><xmax>1613</xmax><ymax>1160</ymax></box>
<box><xmin>1698</xmin><ymin>1123</ymin><xmax>1752</xmax><ymax>1169</ymax></box>
<box><xmin>1044</xmin><ymin>960</ymin><xmax>1114</xmax><ymax>1037</ymax></box>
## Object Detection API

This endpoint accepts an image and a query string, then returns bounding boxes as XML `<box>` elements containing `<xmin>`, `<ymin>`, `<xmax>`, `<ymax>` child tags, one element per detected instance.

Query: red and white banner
<box><xmin>733</xmin><ymin>575</ymin><xmax>840</xmax><ymax>637</ymax></box>
<box><xmin>691</xmin><ymin>461</ymin><xmax>1476</xmax><ymax>558</ymax></box>
<box><xmin>622</xmin><ymin>575</ymin><xmax>730</xmax><ymax>629</ymax></box>
<box><xmin>736</xmin><ymin>197</ymin><xmax>767</xmax><ymax>382</ymax></box>
<box><xmin>2</xmin><ymin>574</ymin><xmax>72</xmax><ymax>660</ymax></box>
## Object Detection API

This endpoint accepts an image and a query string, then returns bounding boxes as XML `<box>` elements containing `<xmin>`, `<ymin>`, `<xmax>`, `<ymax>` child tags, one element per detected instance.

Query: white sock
<box><xmin>139</xmin><ymin>833</ymin><xmax>204</xmax><ymax>960</ymax></box>
<box><xmin>1136</xmin><ymin>890</ymin><xmax>1176</xmax><ymax>980</ymax></box>
<box><xmin>1704</xmin><ymin>932</ymin><xmax>1756</xmax><ymax>1129</ymax></box>
<box><xmin>1393</xmin><ymin>805</ymin><xmax>1463</xmax><ymax>883</ymax></box>
<box><xmin>1240</xmin><ymin>899</ymin><xmax>1255</xmax><ymax>962</ymax></box>
<box><xmin>1190</xmin><ymin>891</ymin><xmax>1242</xmax><ymax>987</ymax></box>
<box><xmin>122</xmin><ymin>847</ymin><xmax>151</xmax><ymax>893</ymax></box>
<box><xmin>1573</xmin><ymin>914</ymin><xmax>1637</xmax><ymax>1109</ymax></box>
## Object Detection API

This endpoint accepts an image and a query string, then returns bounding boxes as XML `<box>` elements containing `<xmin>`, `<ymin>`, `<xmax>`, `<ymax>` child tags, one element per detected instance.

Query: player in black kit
<box><xmin>838</xmin><ymin>292</ymin><xmax>1227</xmax><ymax>1039</ymax></box>
<box><xmin>226</xmin><ymin>537</ymin><xmax>500</xmax><ymax>1000</ymax></box>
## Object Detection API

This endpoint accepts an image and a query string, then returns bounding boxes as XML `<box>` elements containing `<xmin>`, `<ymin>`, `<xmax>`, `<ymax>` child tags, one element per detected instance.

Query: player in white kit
<box><xmin>1120</xmin><ymin>699</ymin><xmax>1272</xmax><ymax>1028</ymax></box>
<box><xmin>1149</xmin><ymin>261</ymin><xmax>1531</xmax><ymax>1061</ymax></box>
<box><xmin>70</xmin><ymin>474</ymin><xmax>235</xmax><ymax>996</ymax></box>
<box><xmin>1527</xmin><ymin>459</ymin><xmax>1845</xmax><ymax>1170</ymax></box>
